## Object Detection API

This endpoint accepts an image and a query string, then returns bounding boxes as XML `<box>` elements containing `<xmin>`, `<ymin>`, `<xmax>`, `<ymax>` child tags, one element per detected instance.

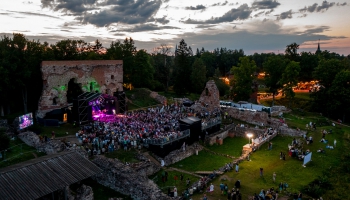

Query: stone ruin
<box><xmin>154</xmin><ymin>143</ymin><xmax>204</xmax><ymax>167</ymax></box>
<box><xmin>67</xmin><ymin>185</ymin><xmax>94</xmax><ymax>200</ymax></box>
<box><xmin>17</xmin><ymin>131</ymin><xmax>65</xmax><ymax>154</ymax></box>
<box><xmin>38</xmin><ymin>60</ymin><xmax>123</xmax><ymax>117</ymax></box>
<box><xmin>149</xmin><ymin>91</ymin><xmax>167</xmax><ymax>105</ymax></box>
<box><xmin>197</xmin><ymin>80</ymin><xmax>220</xmax><ymax>112</ymax></box>
<box><xmin>92</xmin><ymin>156</ymin><xmax>173</xmax><ymax>200</ymax></box>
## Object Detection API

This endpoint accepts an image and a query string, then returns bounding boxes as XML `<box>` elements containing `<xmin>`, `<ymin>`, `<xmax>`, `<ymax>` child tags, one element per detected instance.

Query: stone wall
<box><xmin>38</xmin><ymin>60</ymin><xmax>123</xmax><ymax>117</ymax></box>
<box><xmin>198</xmin><ymin>80</ymin><xmax>220</xmax><ymax>112</ymax></box>
<box><xmin>206</xmin><ymin>126</ymin><xmax>265</xmax><ymax>145</ymax></box>
<box><xmin>92</xmin><ymin>156</ymin><xmax>173</xmax><ymax>200</ymax></box>
<box><xmin>149</xmin><ymin>91</ymin><xmax>167</xmax><ymax>105</ymax></box>
<box><xmin>157</xmin><ymin>143</ymin><xmax>204</xmax><ymax>166</ymax></box>
<box><xmin>17</xmin><ymin>131</ymin><xmax>65</xmax><ymax>154</ymax></box>
<box><xmin>132</xmin><ymin>153</ymin><xmax>162</xmax><ymax>177</ymax></box>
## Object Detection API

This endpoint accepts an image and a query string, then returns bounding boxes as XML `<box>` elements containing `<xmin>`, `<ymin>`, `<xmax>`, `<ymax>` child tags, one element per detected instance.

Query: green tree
<box><xmin>299</xmin><ymin>52</ymin><xmax>319</xmax><ymax>82</ymax></box>
<box><xmin>280</xmin><ymin>61</ymin><xmax>301</xmax><ymax>108</ymax></box>
<box><xmin>51</xmin><ymin>39</ymin><xmax>89</xmax><ymax>60</ymax></box>
<box><xmin>0</xmin><ymin>128</ymin><xmax>10</xmax><ymax>151</ymax></box>
<box><xmin>263</xmin><ymin>55</ymin><xmax>287</xmax><ymax>106</ymax></box>
<box><xmin>285</xmin><ymin>42</ymin><xmax>300</xmax><ymax>61</ymax></box>
<box><xmin>328</xmin><ymin>70</ymin><xmax>350</xmax><ymax>122</ymax></box>
<box><xmin>190</xmin><ymin>58</ymin><xmax>207</xmax><ymax>93</ymax></box>
<box><xmin>132</xmin><ymin>50</ymin><xmax>155</xmax><ymax>89</ymax></box>
<box><xmin>173</xmin><ymin>39</ymin><xmax>193</xmax><ymax>94</ymax></box>
<box><xmin>230</xmin><ymin>57</ymin><xmax>257</xmax><ymax>101</ymax></box>
<box><xmin>106</xmin><ymin>38</ymin><xmax>137</xmax><ymax>86</ymax></box>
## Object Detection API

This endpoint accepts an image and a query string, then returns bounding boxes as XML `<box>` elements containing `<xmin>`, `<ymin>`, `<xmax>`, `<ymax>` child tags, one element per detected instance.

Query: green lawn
<box><xmin>105</xmin><ymin>148</ymin><xmax>140</xmax><ymax>163</ymax></box>
<box><xmin>170</xmin><ymin>150</ymin><xmax>232</xmax><ymax>172</ymax></box>
<box><xmin>149</xmin><ymin>169</ymin><xmax>200</xmax><ymax>194</ymax></box>
<box><xmin>206</xmin><ymin>137</ymin><xmax>247</xmax><ymax>157</ymax></box>
<box><xmin>29</xmin><ymin>123</ymin><xmax>80</xmax><ymax>138</ymax></box>
<box><xmin>125</xmin><ymin>88</ymin><xmax>161</xmax><ymax>110</ymax></box>
<box><xmin>0</xmin><ymin>138</ymin><xmax>46</xmax><ymax>168</ymax></box>
<box><xmin>260</xmin><ymin>92</ymin><xmax>312</xmax><ymax>111</ymax></box>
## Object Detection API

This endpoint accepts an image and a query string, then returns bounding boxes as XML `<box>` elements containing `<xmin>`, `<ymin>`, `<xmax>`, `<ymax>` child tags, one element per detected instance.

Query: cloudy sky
<box><xmin>1</xmin><ymin>0</ymin><xmax>349</xmax><ymax>55</ymax></box>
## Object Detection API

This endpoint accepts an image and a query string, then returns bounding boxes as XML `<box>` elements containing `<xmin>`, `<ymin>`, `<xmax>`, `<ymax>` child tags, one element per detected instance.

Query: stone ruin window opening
<box><xmin>111</xmin><ymin>75</ymin><xmax>114</xmax><ymax>80</ymax></box>
<box><xmin>52</xmin><ymin>97</ymin><xmax>58</xmax><ymax>105</ymax></box>
<box><xmin>66</xmin><ymin>78</ymin><xmax>83</xmax><ymax>103</ymax></box>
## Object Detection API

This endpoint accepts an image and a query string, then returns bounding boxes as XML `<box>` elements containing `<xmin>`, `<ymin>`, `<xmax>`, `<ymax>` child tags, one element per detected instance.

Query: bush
<box><xmin>0</xmin><ymin>130</ymin><xmax>10</xmax><ymax>151</ymax></box>
<box><xmin>302</xmin><ymin>173</ymin><xmax>332</xmax><ymax>198</ymax></box>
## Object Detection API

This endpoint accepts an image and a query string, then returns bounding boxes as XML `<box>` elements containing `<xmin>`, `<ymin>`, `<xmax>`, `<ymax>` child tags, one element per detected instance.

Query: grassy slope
<box><xmin>0</xmin><ymin>139</ymin><xmax>46</xmax><ymax>168</ymax></box>
<box><xmin>125</xmin><ymin>88</ymin><xmax>161</xmax><ymax>110</ymax></box>
<box><xmin>149</xmin><ymin>169</ymin><xmax>200</xmax><ymax>194</ymax></box>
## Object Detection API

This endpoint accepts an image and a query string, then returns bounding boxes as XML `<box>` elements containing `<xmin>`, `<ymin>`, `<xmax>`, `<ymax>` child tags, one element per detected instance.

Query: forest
<box><xmin>0</xmin><ymin>33</ymin><xmax>349</xmax><ymax>122</ymax></box>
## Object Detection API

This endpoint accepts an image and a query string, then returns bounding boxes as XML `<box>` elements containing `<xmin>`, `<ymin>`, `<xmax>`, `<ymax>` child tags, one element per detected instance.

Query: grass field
<box><xmin>0</xmin><ymin>138</ymin><xmax>46</xmax><ymax>168</ymax></box>
<box><xmin>105</xmin><ymin>148</ymin><xmax>140</xmax><ymax>163</ymax></box>
<box><xmin>125</xmin><ymin>88</ymin><xmax>161</xmax><ymax>110</ymax></box>
<box><xmin>170</xmin><ymin>150</ymin><xmax>232</xmax><ymax>172</ymax></box>
<box><xmin>260</xmin><ymin>92</ymin><xmax>312</xmax><ymax>111</ymax></box>
<box><xmin>152</xmin><ymin>111</ymin><xmax>350</xmax><ymax>200</ymax></box>
<box><xmin>149</xmin><ymin>169</ymin><xmax>200</xmax><ymax>194</ymax></box>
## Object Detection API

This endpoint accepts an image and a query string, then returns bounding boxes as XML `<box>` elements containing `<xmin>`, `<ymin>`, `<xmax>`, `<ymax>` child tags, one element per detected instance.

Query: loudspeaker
<box><xmin>113</xmin><ymin>91</ymin><xmax>126</xmax><ymax>113</ymax></box>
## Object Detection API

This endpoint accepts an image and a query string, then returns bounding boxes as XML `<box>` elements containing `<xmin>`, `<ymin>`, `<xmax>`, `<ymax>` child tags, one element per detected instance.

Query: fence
<box><xmin>142</xmin><ymin>129</ymin><xmax>191</xmax><ymax>146</ymax></box>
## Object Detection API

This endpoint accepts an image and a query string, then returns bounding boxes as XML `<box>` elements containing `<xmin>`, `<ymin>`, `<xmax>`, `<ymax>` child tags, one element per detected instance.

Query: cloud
<box><xmin>299</xmin><ymin>1</ymin><xmax>346</xmax><ymax>13</ymax></box>
<box><xmin>77</xmin><ymin>0</ymin><xmax>162</xmax><ymax>27</ymax></box>
<box><xmin>211</xmin><ymin>1</ymin><xmax>228</xmax><ymax>6</ymax></box>
<box><xmin>254</xmin><ymin>11</ymin><xmax>265</xmax><ymax>17</ymax></box>
<box><xmin>152</xmin><ymin>16</ymin><xmax>170</xmax><ymax>25</ymax></box>
<box><xmin>185</xmin><ymin>5</ymin><xmax>206</xmax><ymax>10</ymax></box>
<box><xmin>195</xmin><ymin>24</ymin><xmax>216</xmax><ymax>29</ymax></box>
<box><xmin>41</xmin><ymin>0</ymin><xmax>97</xmax><ymax>14</ymax></box>
<box><xmin>117</xmin><ymin>24</ymin><xmax>179</xmax><ymax>32</ymax></box>
<box><xmin>184</xmin><ymin>4</ymin><xmax>252</xmax><ymax>24</ymax></box>
<box><xmin>41</xmin><ymin>0</ymin><xmax>162</xmax><ymax>27</ymax></box>
<box><xmin>11</xmin><ymin>11</ymin><xmax>60</xmax><ymax>19</ymax></box>
<box><xmin>276</xmin><ymin>10</ymin><xmax>293</xmax><ymax>20</ymax></box>
<box><xmin>252</xmin><ymin>0</ymin><xmax>280</xmax><ymax>10</ymax></box>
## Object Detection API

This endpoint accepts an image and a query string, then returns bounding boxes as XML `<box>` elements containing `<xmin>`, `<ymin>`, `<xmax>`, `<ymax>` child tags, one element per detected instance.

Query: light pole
<box><xmin>247</xmin><ymin>133</ymin><xmax>253</xmax><ymax>147</ymax></box>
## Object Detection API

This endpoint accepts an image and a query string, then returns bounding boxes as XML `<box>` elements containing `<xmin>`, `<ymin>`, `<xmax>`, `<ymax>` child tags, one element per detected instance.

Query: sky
<box><xmin>1</xmin><ymin>0</ymin><xmax>350</xmax><ymax>55</ymax></box>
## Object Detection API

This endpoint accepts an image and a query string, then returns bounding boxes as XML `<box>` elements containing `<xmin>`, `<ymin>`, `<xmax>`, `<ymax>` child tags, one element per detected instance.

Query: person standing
<box><xmin>203</xmin><ymin>194</ymin><xmax>208</xmax><ymax>200</ymax></box>
<box><xmin>235</xmin><ymin>163</ymin><xmax>239</xmax><ymax>172</ymax></box>
<box><xmin>51</xmin><ymin>131</ymin><xmax>55</xmax><ymax>139</ymax></box>
<box><xmin>220</xmin><ymin>182</ymin><xmax>224</xmax><ymax>194</ymax></box>
<box><xmin>273</xmin><ymin>172</ymin><xmax>276</xmax><ymax>183</ymax></box>
<box><xmin>173</xmin><ymin>186</ymin><xmax>178</xmax><ymax>197</ymax></box>
<box><xmin>298</xmin><ymin>191</ymin><xmax>302</xmax><ymax>200</ymax></box>
<box><xmin>334</xmin><ymin>139</ymin><xmax>337</xmax><ymax>148</ymax></box>
<box><xmin>260</xmin><ymin>168</ymin><xmax>264</xmax><ymax>177</ymax></box>
<box><xmin>209</xmin><ymin>183</ymin><xmax>214</xmax><ymax>195</ymax></box>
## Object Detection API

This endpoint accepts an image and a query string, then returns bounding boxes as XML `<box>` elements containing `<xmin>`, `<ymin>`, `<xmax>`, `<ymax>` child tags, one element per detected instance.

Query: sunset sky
<box><xmin>1</xmin><ymin>0</ymin><xmax>349</xmax><ymax>55</ymax></box>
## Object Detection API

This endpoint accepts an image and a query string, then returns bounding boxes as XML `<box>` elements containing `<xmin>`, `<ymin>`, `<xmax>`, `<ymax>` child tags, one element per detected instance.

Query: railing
<box><xmin>201</xmin><ymin>117</ymin><xmax>222</xmax><ymax>131</ymax></box>
<box><xmin>143</xmin><ymin>129</ymin><xmax>190</xmax><ymax>147</ymax></box>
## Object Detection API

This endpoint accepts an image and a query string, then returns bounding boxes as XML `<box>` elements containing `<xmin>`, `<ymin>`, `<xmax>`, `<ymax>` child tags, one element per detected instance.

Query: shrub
<box><xmin>0</xmin><ymin>130</ymin><xmax>10</xmax><ymax>151</ymax></box>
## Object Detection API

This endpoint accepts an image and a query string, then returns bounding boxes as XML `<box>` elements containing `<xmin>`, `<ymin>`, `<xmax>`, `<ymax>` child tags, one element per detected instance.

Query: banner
<box><xmin>303</xmin><ymin>152</ymin><xmax>312</xmax><ymax>166</ymax></box>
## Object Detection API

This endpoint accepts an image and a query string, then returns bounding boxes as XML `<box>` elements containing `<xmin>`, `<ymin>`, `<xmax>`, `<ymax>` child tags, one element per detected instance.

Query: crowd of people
<box><xmin>75</xmin><ymin>103</ymin><xmax>220</xmax><ymax>155</ymax></box>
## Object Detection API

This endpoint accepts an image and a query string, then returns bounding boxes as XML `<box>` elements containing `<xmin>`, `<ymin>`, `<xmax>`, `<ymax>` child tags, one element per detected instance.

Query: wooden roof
<box><xmin>0</xmin><ymin>151</ymin><xmax>102</xmax><ymax>200</ymax></box>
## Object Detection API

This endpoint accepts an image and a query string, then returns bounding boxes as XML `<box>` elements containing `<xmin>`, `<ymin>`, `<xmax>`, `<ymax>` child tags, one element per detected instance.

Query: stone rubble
<box><xmin>17</xmin><ymin>131</ymin><xmax>66</xmax><ymax>154</ymax></box>
<box><xmin>153</xmin><ymin>143</ymin><xmax>204</xmax><ymax>166</ymax></box>
<box><xmin>92</xmin><ymin>156</ymin><xmax>174</xmax><ymax>200</ymax></box>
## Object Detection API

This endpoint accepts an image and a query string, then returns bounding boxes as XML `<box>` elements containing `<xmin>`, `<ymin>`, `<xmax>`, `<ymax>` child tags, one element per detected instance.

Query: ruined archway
<box><xmin>66</xmin><ymin>78</ymin><xmax>83</xmax><ymax>103</ymax></box>
<box><xmin>38</xmin><ymin>60</ymin><xmax>123</xmax><ymax>117</ymax></box>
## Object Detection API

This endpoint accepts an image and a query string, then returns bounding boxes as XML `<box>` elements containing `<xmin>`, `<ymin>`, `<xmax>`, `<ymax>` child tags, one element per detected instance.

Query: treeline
<box><xmin>0</xmin><ymin>34</ymin><xmax>349</xmax><ymax>121</ymax></box>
